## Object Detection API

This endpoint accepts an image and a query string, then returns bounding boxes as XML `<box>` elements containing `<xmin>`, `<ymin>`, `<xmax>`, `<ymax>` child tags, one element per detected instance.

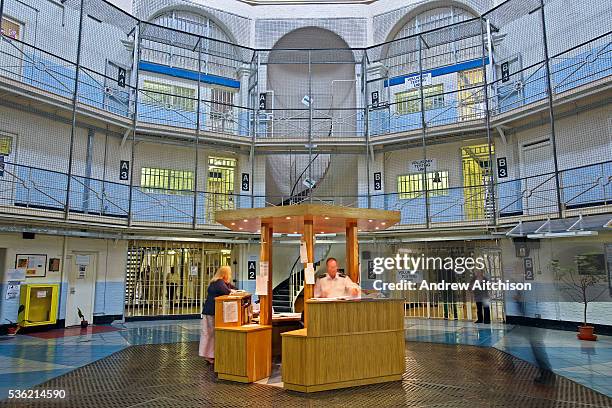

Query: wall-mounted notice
<box><xmin>5</xmin><ymin>281</ymin><xmax>20</xmax><ymax>300</ymax></box>
<box><xmin>410</xmin><ymin>158</ymin><xmax>437</xmax><ymax>172</ymax></box>
<box><xmin>7</xmin><ymin>268</ymin><xmax>26</xmax><ymax>281</ymax></box>
<box><xmin>16</xmin><ymin>254</ymin><xmax>47</xmax><ymax>278</ymax></box>
<box><xmin>223</xmin><ymin>301</ymin><xmax>238</xmax><ymax>323</ymax></box>
<box><xmin>300</xmin><ymin>241</ymin><xmax>308</xmax><ymax>263</ymax></box>
<box><xmin>255</xmin><ymin>275</ymin><xmax>267</xmax><ymax>296</ymax></box>
<box><xmin>305</xmin><ymin>263</ymin><xmax>315</xmax><ymax>285</ymax></box>
<box><xmin>259</xmin><ymin>261</ymin><xmax>269</xmax><ymax>279</ymax></box>
<box><xmin>75</xmin><ymin>255</ymin><xmax>90</xmax><ymax>266</ymax></box>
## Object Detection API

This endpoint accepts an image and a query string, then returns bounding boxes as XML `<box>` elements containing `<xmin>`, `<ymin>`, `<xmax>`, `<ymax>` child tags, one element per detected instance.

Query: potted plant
<box><xmin>552</xmin><ymin>256</ymin><xmax>607</xmax><ymax>341</ymax></box>
<box><xmin>4</xmin><ymin>305</ymin><xmax>26</xmax><ymax>336</ymax></box>
<box><xmin>77</xmin><ymin>308</ymin><xmax>88</xmax><ymax>329</ymax></box>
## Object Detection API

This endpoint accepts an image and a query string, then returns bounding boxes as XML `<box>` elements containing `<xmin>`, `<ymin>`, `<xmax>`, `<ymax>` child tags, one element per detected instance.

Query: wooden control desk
<box><xmin>215</xmin><ymin>324</ymin><xmax>272</xmax><ymax>383</ymax></box>
<box><xmin>281</xmin><ymin>298</ymin><xmax>405</xmax><ymax>393</ymax></box>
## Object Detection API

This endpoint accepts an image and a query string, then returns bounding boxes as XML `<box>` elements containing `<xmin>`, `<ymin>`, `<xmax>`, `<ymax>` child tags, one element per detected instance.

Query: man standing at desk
<box><xmin>314</xmin><ymin>258</ymin><xmax>361</xmax><ymax>298</ymax></box>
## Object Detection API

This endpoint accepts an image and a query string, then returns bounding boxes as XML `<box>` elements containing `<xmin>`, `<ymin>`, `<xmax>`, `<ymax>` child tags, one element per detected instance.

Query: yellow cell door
<box><xmin>458</xmin><ymin>68</ymin><xmax>484</xmax><ymax>121</ymax></box>
<box><xmin>206</xmin><ymin>157</ymin><xmax>236</xmax><ymax>222</ymax></box>
<box><xmin>461</xmin><ymin>144</ymin><xmax>494</xmax><ymax>220</ymax></box>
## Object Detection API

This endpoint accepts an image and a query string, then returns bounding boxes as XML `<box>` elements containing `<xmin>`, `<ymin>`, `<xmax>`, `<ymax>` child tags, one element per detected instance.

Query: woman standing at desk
<box><xmin>199</xmin><ymin>265</ymin><xmax>235</xmax><ymax>364</ymax></box>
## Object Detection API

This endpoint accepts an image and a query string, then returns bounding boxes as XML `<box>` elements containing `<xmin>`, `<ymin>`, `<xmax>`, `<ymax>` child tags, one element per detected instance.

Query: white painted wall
<box><xmin>0</xmin><ymin>233</ymin><xmax>128</xmax><ymax>325</ymax></box>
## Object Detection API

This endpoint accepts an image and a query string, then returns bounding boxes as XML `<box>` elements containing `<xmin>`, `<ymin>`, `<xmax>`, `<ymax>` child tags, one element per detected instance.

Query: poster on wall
<box><xmin>15</xmin><ymin>254</ymin><xmax>47</xmax><ymax>278</ymax></box>
<box><xmin>48</xmin><ymin>258</ymin><xmax>61</xmax><ymax>272</ymax></box>
<box><xmin>5</xmin><ymin>281</ymin><xmax>20</xmax><ymax>300</ymax></box>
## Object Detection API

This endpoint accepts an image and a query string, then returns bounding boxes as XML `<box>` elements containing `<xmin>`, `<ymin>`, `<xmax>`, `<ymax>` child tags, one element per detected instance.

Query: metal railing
<box><xmin>0</xmin><ymin>160</ymin><xmax>609</xmax><ymax>229</ymax></box>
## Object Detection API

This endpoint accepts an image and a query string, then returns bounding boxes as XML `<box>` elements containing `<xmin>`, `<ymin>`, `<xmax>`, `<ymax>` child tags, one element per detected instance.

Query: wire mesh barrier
<box><xmin>0</xmin><ymin>0</ymin><xmax>609</xmax><ymax>231</ymax></box>
<box><xmin>0</xmin><ymin>159</ymin><xmax>608</xmax><ymax>228</ymax></box>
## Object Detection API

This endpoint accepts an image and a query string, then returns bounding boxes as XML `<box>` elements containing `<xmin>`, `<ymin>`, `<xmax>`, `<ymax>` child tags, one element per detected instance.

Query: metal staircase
<box><xmin>271</xmin><ymin>243</ymin><xmax>332</xmax><ymax>312</ymax></box>
<box><xmin>279</xmin><ymin>153</ymin><xmax>331</xmax><ymax>205</ymax></box>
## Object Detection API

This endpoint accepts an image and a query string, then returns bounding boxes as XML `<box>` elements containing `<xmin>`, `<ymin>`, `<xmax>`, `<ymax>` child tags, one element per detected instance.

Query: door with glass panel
<box><xmin>206</xmin><ymin>156</ymin><xmax>236</xmax><ymax>223</ymax></box>
<box><xmin>461</xmin><ymin>143</ymin><xmax>494</xmax><ymax>221</ymax></box>
<box><xmin>0</xmin><ymin>133</ymin><xmax>16</xmax><ymax>208</ymax></box>
<box><xmin>458</xmin><ymin>68</ymin><xmax>484</xmax><ymax>121</ymax></box>
<box><xmin>0</xmin><ymin>17</ymin><xmax>23</xmax><ymax>80</ymax></box>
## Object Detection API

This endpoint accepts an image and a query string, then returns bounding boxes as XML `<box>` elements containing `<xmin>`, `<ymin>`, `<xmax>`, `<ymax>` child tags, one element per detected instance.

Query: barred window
<box><xmin>0</xmin><ymin>134</ymin><xmax>13</xmax><ymax>156</ymax></box>
<box><xmin>141</xmin><ymin>167</ymin><xmax>194</xmax><ymax>194</ymax></box>
<box><xmin>1</xmin><ymin>17</ymin><xmax>20</xmax><ymax>40</ymax></box>
<box><xmin>398</xmin><ymin>171</ymin><xmax>449</xmax><ymax>199</ymax></box>
<box><xmin>395</xmin><ymin>84</ymin><xmax>444</xmax><ymax>114</ymax></box>
<box><xmin>142</xmin><ymin>80</ymin><xmax>196</xmax><ymax>112</ymax></box>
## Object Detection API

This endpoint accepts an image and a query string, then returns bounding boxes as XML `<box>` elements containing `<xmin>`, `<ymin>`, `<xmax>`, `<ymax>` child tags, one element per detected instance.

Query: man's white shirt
<box><xmin>314</xmin><ymin>273</ymin><xmax>360</xmax><ymax>298</ymax></box>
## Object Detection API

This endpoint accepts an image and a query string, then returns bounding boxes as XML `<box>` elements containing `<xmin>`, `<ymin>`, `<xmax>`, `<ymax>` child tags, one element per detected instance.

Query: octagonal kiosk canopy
<box><xmin>216</xmin><ymin>204</ymin><xmax>401</xmax><ymax>326</ymax></box>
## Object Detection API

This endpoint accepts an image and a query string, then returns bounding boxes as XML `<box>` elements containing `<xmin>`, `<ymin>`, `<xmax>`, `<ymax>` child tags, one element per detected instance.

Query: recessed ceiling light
<box><xmin>368</xmin><ymin>219</ymin><xmax>373</xmax><ymax>222</ymax></box>
<box><xmin>320</xmin><ymin>231</ymin><xmax>325</xmax><ymax>234</ymax></box>
<box><xmin>381</xmin><ymin>222</ymin><xmax>386</xmax><ymax>226</ymax></box>
<box><xmin>375</xmin><ymin>227</ymin><xmax>379</xmax><ymax>230</ymax></box>
<box><xmin>230</xmin><ymin>222</ymin><xmax>235</xmax><ymax>226</ymax></box>
<box><xmin>286</xmin><ymin>216</ymin><xmax>291</xmax><ymax>220</ymax></box>
<box><xmin>294</xmin><ymin>231</ymin><xmax>298</xmax><ymax>234</ymax></box>
<box><xmin>243</xmin><ymin>219</ymin><xmax>248</xmax><ymax>222</ymax></box>
<box><xmin>239</xmin><ymin>227</ymin><xmax>243</xmax><ymax>230</ymax></box>
<box><xmin>324</xmin><ymin>216</ymin><xmax>329</xmax><ymax>220</ymax></box>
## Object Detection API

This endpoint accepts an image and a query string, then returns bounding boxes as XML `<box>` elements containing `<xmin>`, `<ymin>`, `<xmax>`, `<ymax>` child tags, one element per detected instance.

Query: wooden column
<box><xmin>346</xmin><ymin>221</ymin><xmax>359</xmax><ymax>283</ymax></box>
<box><xmin>303</xmin><ymin>219</ymin><xmax>314</xmax><ymax>327</ymax></box>
<box><xmin>259</xmin><ymin>223</ymin><xmax>273</xmax><ymax>326</ymax></box>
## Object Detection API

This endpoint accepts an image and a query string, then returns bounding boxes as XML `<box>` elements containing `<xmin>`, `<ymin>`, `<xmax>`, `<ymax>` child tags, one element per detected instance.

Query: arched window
<box><xmin>142</xmin><ymin>11</ymin><xmax>237</xmax><ymax>79</ymax></box>
<box><xmin>387</xmin><ymin>6</ymin><xmax>479</xmax><ymax>77</ymax></box>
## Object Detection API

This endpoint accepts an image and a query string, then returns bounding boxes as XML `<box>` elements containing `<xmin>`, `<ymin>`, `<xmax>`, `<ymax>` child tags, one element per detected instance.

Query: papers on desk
<box><xmin>222</xmin><ymin>301</ymin><xmax>238</xmax><ymax>323</ymax></box>
<box><xmin>311</xmin><ymin>297</ymin><xmax>358</xmax><ymax>301</ymax></box>
<box><xmin>273</xmin><ymin>312</ymin><xmax>301</xmax><ymax>318</ymax></box>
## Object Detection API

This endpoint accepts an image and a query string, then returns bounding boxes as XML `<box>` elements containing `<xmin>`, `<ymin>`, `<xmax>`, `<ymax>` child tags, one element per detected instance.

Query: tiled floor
<box><xmin>0</xmin><ymin>320</ymin><xmax>201</xmax><ymax>399</ymax></box>
<box><xmin>0</xmin><ymin>318</ymin><xmax>610</xmax><ymax>401</ymax></box>
<box><xmin>405</xmin><ymin>319</ymin><xmax>612</xmax><ymax>397</ymax></box>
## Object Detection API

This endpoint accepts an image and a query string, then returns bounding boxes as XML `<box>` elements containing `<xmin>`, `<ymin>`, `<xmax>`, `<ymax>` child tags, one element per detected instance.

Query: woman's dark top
<box><xmin>202</xmin><ymin>280</ymin><xmax>235</xmax><ymax>316</ymax></box>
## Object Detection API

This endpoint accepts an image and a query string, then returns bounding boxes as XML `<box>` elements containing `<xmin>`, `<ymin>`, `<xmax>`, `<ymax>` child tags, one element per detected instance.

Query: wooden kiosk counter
<box><xmin>282</xmin><ymin>298</ymin><xmax>405</xmax><ymax>392</ymax></box>
<box><xmin>214</xmin><ymin>204</ymin><xmax>403</xmax><ymax>392</ymax></box>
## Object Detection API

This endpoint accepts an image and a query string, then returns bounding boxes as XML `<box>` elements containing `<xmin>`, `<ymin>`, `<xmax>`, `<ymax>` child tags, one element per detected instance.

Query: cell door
<box><xmin>462</xmin><ymin>144</ymin><xmax>494</xmax><ymax>221</ymax></box>
<box><xmin>206</xmin><ymin>157</ymin><xmax>236</xmax><ymax>222</ymax></box>
<box><xmin>65</xmin><ymin>253</ymin><xmax>97</xmax><ymax>327</ymax></box>
<box><xmin>0</xmin><ymin>132</ymin><xmax>17</xmax><ymax>206</ymax></box>
<box><xmin>521</xmin><ymin>139</ymin><xmax>557</xmax><ymax>215</ymax></box>
<box><xmin>0</xmin><ymin>17</ymin><xmax>23</xmax><ymax>81</ymax></box>
<box><xmin>458</xmin><ymin>68</ymin><xmax>484</xmax><ymax>121</ymax></box>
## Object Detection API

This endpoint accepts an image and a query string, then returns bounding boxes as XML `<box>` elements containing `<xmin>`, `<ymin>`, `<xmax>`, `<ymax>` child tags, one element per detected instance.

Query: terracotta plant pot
<box><xmin>80</xmin><ymin>320</ymin><xmax>89</xmax><ymax>329</ymax></box>
<box><xmin>577</xmin><ymin>325</ymin><xmax>597</xmax><ymax>341</ymax></box>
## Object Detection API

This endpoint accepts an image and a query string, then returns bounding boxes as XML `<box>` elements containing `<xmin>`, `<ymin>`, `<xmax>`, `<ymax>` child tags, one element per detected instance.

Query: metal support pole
<box><xmin>308</xmin><ymin>50</ymin><xmax>313</xmax><ymax>203</ymax></box>
<box><xmin>480</xmin><ymin>17</ymin><xmax>497</xmax><ymax>225</ymax></box>
<box><xmin>0</xmin><ymin>0</ymin><xmax>5</xmax><ymax>28</ymax></box>
<box><xmin>363</xmin><ymin>55</ymin><xmax>371</xmax><ymax>208</ymax></box>
<box><xmin>539</xmin><ymin>0</ymin><xmax>563</xmax><ymax>218</ymax></box>
<box><xmin>192</xmin><ymin>40</ymin><xmax>202</xmax><ymax>229</ymax></box>
<box><xmin>250</xmin><ymin>54</ymin><xmax>259</xmax><ymax>208</ymax></box>
<box><xmin>64</xmin><ymin>0</ymin><xmax>86</xmax><ymax>220</ymax></box>
<box><xmin>418</xmin><ymin>35</ymin><xmax>430</xmax><ymax>228</ymax></box>
<box><xmin>127</xmin><ymin>22</ymin><xmax>141</xmax><ymax>226</ymax></box>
